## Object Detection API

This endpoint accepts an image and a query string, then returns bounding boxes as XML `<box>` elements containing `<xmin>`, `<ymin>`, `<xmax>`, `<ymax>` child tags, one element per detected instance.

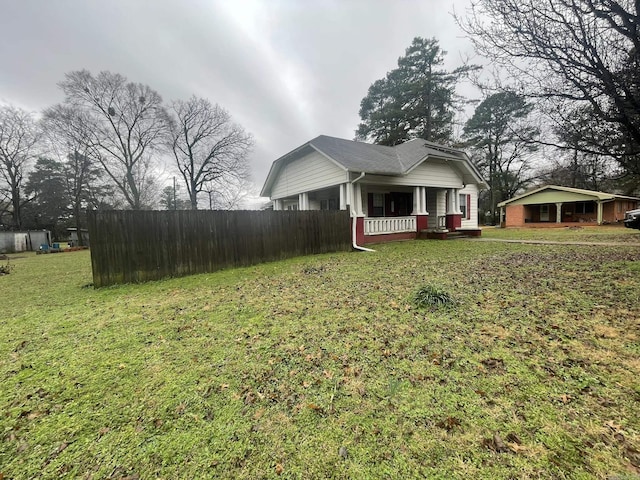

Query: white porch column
<box><xmin>273</xmin><ymin>199</ymin><xmax>283</xmax><ymax>211</ymax></box>
<box><xmin>353</xmin><ymin>183</ymin><xmax>364</xmax><ymax>216</ymax></box>
<box><xmin>298</xmin><ymin>192</ymin><xmax>309</xmax><ymax>210</ymax></box>
<box><xmin>420</xmin><ymin>187</ymin><xmax>428</xmax><ymax>214</ymax></box>
<box><xmin>447</xmin><ymin>188</ymin><xmax>456</xmax><ymax>214</ymax></box>
<box><xmin>597</xmin><ymin>201</ymin><xmax>603</xmax><ymax>224</ymax></box>
<box><xmin>339</xmin><ymin>184</ymin><xmax>347</xmax><ymax>210</ymax></box>
<box><xmin>412</xmin><ymin>186</ymin><xmax>420</xmax><ymax>215</ymax></box>
<box><xmin>555</xmin><ymin>202</ymin><xmax>563</xmax><ymax>223</ymax></box>
<box><xmin>345</xmin><ymin>182</ymin><xmax>353</xmax><ymax>211</ymax></box>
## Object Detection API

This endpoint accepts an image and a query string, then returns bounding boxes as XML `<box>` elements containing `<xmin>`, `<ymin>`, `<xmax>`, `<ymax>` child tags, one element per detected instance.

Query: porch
<box><xmin>273</xmin><ymin>182</ymin><xmax>477</xmax><ymax>244</ymax></box>
<box><xmin>501</xmin><ymin>201</ymin><xmax>603</xmax><ymax>227</ymax></box>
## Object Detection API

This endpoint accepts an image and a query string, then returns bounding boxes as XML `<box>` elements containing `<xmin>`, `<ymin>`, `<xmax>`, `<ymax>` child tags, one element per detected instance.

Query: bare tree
<box><xmin>543</xmin><ymin>105</ymin><xmax>618</xmax><ymax>191</ymax></box>
<box><xmin>170</xmin><ymin>96</ymin><xmax>253</xmax><ymax>209</ymax></box>
<box><xmin>457</xmin><ymin>0</ymin><xmax>640</xmax><ymax>174</ymax></box>
<box><xmin>57</xmin><ymin>70</ymin><xmax>171</xmax><ymax>209</ymax></box>
<box><xmin>463</xmin><ymin>91</ymin><xmax>539</xmax><ymax>222</ymax></box>
<box><xmin>203</xmin><ymin>174</ymin><xmax>255</xmax><ymax>210</ymax></box>
<box><xmin>0</xmin><ymin>105</ymin><xmax>40</xmax><ymax>229</ymax></box>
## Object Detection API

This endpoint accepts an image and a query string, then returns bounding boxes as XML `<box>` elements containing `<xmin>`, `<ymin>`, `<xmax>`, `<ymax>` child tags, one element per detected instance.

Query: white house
<box><xmin>261</xmin><ymin>135</ymin><xmax>487</xmax><ymax>244</ymax></box>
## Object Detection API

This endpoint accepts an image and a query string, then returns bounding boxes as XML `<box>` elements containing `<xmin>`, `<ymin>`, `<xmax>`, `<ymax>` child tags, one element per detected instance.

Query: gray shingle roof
<box><xmin>309</xmin><ymin>135</ymin><xmax>468</xmax><ymax>174</ymax></box>
<box><xmin>261</xmin><ymin>134</ymin><xmax>486</xmax><ymax>197</ymax></box>
<box><xmin>309</xmin><ymin>136</ymin><xmax>402</xmax><ymax>174</ymax></box>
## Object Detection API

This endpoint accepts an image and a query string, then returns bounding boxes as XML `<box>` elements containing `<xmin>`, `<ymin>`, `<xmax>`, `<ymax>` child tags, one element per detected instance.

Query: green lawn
<box><xmin>481</xmin><ymin>224</ymin><xmax>640</xmax><ymax>244</ymax></box>
<box><xmin>1</xmin><ymin>234</ymin><xmax>640</xmax><ymax>479</ymax></box>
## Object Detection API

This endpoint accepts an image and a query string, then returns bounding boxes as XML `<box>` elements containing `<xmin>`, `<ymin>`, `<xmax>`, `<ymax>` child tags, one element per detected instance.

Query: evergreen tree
<box><xmin>357</xmin><ymin>37</ymin><xmax>474</xmax><ymax>145</ymax></box>
<box><xmin>23</xmin><ymin>158</ymin><xmax>69</xmax><ymax>237</ymax></box>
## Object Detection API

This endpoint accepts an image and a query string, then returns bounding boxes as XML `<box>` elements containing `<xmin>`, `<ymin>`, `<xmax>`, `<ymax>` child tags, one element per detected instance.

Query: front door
<box><xmin>391</xmin><ymin>192</ymin><xmax>413</xmax><ymax>216</ymax></box>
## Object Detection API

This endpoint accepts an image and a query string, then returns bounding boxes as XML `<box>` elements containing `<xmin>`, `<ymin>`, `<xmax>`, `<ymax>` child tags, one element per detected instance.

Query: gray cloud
<box><xmin>0</xmin><ymin>0</ymin><xmax>476</xmax><ymax>191</ymax></box>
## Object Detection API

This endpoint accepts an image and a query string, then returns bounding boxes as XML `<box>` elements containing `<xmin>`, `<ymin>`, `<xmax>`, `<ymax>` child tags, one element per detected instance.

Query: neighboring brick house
<box><xmin>497</xmin><ymin>185</ymin><xmax>640</xmax><ymax>227</ymax></box>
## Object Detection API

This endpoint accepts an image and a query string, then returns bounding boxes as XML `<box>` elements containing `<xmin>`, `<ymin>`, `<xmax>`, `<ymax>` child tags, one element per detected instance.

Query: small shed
<box><xmin>497</xmin><ymin>185</ymin><xmax>640</xmax><ymax>227</ymax></box>
<box><xmin>0</xmin><ymin>230</ymin><xmax>51</xmax><ymax>253</ymax></box>
<box><xmin>67</xmin><ymin>228</ymin><xmax>90</xmax><ymax>247</ymax></box>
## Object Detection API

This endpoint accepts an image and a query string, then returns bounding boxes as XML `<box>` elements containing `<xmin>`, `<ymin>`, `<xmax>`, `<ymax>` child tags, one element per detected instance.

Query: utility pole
<box><xmin>173</xmin><ymin>176</ymin><xmax>177</xmax><ymax>210</ymax></box>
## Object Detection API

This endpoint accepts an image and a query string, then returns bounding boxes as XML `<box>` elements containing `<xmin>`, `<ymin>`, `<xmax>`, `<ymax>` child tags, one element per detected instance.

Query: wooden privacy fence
<box><xmin>87</xmin><ymin>209</ymin><xmax>351</xmax><ymax>287</ymax></box>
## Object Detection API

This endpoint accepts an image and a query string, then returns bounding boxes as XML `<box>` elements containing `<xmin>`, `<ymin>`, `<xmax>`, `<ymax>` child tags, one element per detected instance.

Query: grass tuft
<box><xmin>413</xmin><ymin>284</ymin><xmax>455</xmax><ymax>309</ymax></box>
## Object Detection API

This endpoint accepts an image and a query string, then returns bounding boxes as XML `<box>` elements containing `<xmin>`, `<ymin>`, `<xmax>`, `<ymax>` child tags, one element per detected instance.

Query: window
<box><xmin>320</xmin><ymin>198</ymin><xmax>338</xmax><ymax>210</ymax></box>
<box><xmin>575</xmin><ymin>202</ymin><xmax>595</xmax><ymax>214</ymax></box>
<box><xmin>460</xmin><ymin>194</ymin><xmax>472</xmax><ymax>220</ymax></box>
<box><xmin>459</xmin><ymin>194</ymin><xmax>470</xmax><ymax>220</ymax></box>
<box><xmin>371</xmin><ymin>193</ymin><xmax>384</xmax><ymax>217</ymax></box>
<box><xmin>540</xmin><ymin>204</ymin><xmax>549</xmax><ymax>221</ymax></box>
<box><xmin>286</xmin><ymin>204</ymin><xmax>298</xmax><ymax>211</ymax></box>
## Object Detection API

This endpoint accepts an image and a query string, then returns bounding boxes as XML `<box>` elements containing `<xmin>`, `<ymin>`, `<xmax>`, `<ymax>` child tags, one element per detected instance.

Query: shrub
<box><xmin>0</xmin><ymin>260</ymin><xmax>13</xmax><ymax>275</ymax></box>
<box><xmin>413</xmin><ymin>284</ymin><xmax>455</xmax><ymax>309</ymax></box>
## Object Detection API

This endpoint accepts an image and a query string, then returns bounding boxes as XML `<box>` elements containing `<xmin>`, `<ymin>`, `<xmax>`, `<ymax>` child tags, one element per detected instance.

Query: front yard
<box><xmin>1</xmin><ymin>229</ymin><xmax>639</xmax><ymax>479</ymax></box>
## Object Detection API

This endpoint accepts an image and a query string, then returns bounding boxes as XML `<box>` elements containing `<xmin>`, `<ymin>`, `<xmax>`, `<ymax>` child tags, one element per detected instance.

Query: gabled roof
<box><xmin>261</xmin><ymin>135</ymin><xmax>486</xmax><ymax>197</ymax></box>
<box><xmin>497</xmin><ymin>185</ymin><xmax>640</xmax><ymax>207</ymax></box>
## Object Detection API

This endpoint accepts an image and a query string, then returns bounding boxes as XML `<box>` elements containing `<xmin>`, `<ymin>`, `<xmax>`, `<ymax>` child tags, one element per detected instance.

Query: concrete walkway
<box><xmin>464</xmin><ymin>237</ymin><xmax>640</xmax><ymax>247</ymax></box>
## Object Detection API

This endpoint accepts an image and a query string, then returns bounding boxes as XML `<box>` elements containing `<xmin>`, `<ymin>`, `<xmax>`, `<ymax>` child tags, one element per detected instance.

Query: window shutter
<box><xmin>467</xmin><ymin>194</ymin><xmax>471</xmax><ymax>220</ymax></box>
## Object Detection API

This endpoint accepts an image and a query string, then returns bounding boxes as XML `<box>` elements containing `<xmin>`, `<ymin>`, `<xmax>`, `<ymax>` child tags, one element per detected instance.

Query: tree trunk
<box><xmin>11</xmin><ymin>187</ymin><xmax>21</xmax><ymax>230</ymax></box>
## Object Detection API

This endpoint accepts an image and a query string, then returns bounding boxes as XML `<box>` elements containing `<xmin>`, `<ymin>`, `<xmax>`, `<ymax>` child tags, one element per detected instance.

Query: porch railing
<box><xmin>364</xmin><ymin>216</ymin><xmax>416</xmax><ymax>235</ymax></box>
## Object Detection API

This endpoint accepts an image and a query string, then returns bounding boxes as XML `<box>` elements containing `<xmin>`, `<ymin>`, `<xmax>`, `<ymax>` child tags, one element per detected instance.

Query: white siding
<box><xmin>426</xmin><ymin>189</ymin><xmax>447</xmax><ymax>219</ymax></box>
<box><xmin>460</xmin><ymin>184</ymin><xmax>479</xmax><ymax>229</ymax></box>
<box><xmin>407</xmin><ymin>160</ymin><xmax>465</xmax><ymax>187</ymax></box>
<box><xmin>426</xmin><ymin>188</ymin><xmax>439</xmax><ymax>217</ymax></box>
<box><xmin>271</xmin><ymin>150</ymin><xmax>347</xmax><ymax>199</ymax></box>
<box><xmin>360</xmin><ymin>159</ymin><xmax>463</xmax><ymax>188</ymax></box>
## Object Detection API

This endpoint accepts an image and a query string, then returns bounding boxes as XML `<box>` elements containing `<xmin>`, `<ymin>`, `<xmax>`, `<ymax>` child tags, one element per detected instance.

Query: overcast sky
<box><xmin>0</xmin><ymin>0</ymin><xmax>478</xmax><ymax>195</ymax></box>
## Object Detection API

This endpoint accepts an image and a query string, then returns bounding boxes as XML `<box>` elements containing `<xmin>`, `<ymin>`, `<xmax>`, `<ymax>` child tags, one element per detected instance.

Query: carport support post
<box><xmin>597</xmin><ymin>201</ymin><xmax>603</xmax><ymax>225</ymax></box>
<box><xmin>555</xmin><ymin>203</ymin><xmax>563</xmax><ymax>223</ymax></box>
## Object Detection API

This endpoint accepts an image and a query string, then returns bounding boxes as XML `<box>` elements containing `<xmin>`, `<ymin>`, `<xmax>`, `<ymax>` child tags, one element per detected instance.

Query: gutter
<box><xmin>350</xmin><ymin>172</ymin><xmax>375</xmax><ymax>252</ymax></box>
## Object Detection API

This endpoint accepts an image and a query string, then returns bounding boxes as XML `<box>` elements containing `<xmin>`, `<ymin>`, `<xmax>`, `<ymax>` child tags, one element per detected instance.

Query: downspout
<box><xmin>350</xmin><ymin>172</ymin><xmax>375</xmax><ymax>252</ymax></box>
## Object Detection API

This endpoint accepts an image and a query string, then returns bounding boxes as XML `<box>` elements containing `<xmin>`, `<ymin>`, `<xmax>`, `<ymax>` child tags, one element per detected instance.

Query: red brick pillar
<box><xmin>446</xmin><ymin>214</ymin><xmax>462</xmax><ymax>230</ymax></box>
<box><xmin>416</xmin><ymin>214</ymin><xmax>428</xmax><ymax>232</ymax></box>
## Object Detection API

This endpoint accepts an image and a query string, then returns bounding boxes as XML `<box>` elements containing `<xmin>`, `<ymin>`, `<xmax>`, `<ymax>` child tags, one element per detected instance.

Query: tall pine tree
<box><xmin>357</xmin><ymin>37</ymin><xmax>474</xmax><ymax>145</ymax></box>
